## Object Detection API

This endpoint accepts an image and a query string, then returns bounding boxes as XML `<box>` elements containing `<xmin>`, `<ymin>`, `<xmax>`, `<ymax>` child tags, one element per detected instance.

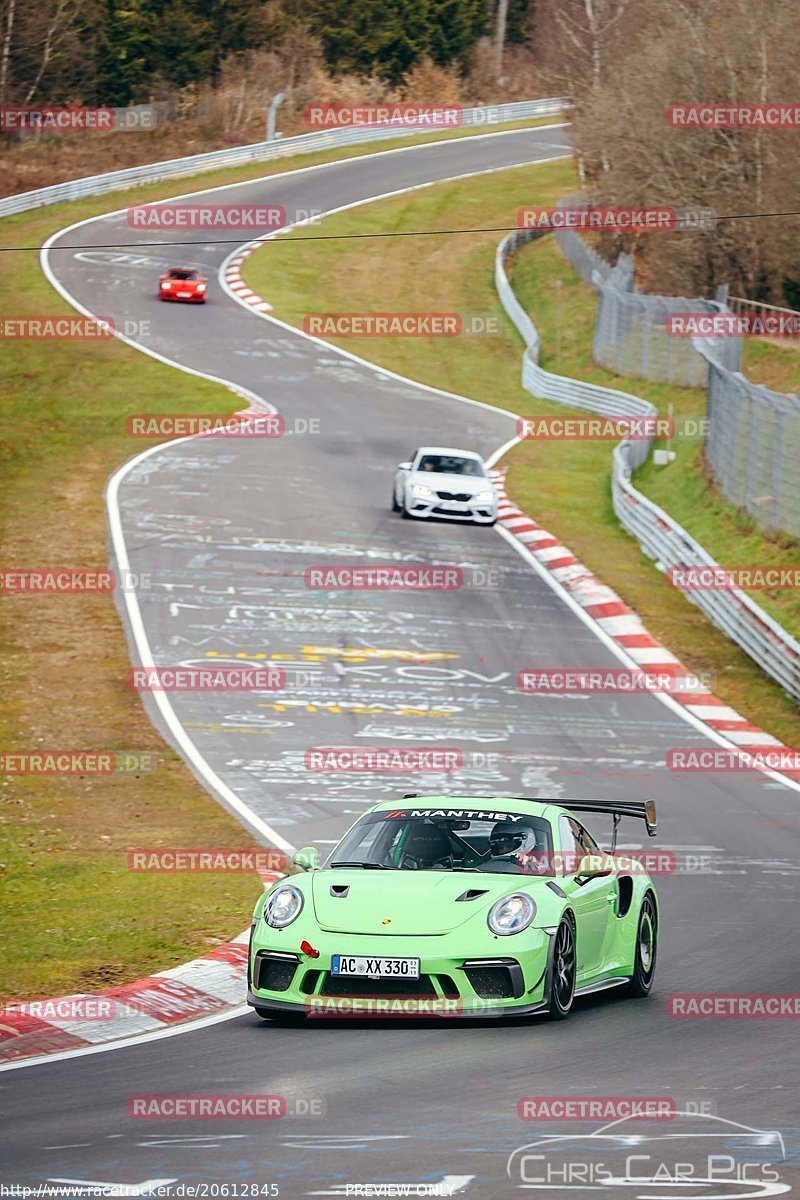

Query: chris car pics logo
<box><xmin>506</xmin><ymin>1111</ymin><xmax>787</xmax><ymax>1197</ymax></box>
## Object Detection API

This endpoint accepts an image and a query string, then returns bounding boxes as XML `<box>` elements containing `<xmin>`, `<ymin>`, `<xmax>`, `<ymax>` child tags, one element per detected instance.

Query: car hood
<box><xmin>311</xmin><ymin>870</ymin><xmax>519</xmax><ymax>935</ymax></box>
<box><xmin>406</xmin><ymin>471</ymin><xmax>492</xmax><ymax>497</ymax></box>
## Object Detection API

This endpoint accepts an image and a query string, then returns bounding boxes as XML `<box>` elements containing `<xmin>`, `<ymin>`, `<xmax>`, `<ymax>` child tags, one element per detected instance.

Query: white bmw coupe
<box><xmin>392</xmin><ymin>447</ymin><xmax>497</xmax><ymax>525</ymax></box>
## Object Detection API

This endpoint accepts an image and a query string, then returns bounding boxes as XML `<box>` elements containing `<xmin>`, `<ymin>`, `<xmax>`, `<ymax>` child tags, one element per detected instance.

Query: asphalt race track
<box><xmin>1</xmin><ymin>126</ymin><xmax>798</xmax><ymax>1197</ymax></box>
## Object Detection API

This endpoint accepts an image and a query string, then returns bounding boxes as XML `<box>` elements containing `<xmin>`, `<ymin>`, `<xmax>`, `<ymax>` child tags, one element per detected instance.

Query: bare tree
<box><xmin>567</xmin><ymin>0</ymin><xmax>800</xmax><ymax>301</ymax></box>
<box><xmin>23</xmin><ymin>0</ymin><xmax>79</xmax><ymax>104</ymax></box>
<box><xmin>0</xmin><ymin>0</ymin><xmax>15</xmax><ymax>105</ymax></box>
<box><xmin>494</xmin><ymin>0</ymin><xmax>509</xmax><ymax>80</ymax></box>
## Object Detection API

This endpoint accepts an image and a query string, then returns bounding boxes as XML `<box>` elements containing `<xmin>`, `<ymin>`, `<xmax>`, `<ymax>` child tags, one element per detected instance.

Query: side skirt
<box><xmin>574</xmin><ymin>977</ymin><xmax>631</xmax><ymax>998</ymax></box>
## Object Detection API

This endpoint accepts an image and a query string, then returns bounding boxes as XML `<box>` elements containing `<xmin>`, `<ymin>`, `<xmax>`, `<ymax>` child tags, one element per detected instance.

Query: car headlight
<box><xmin>264</xmin><ymin>885</ymin><xmax>304</xmax><ymax>928</ymax></box>
<box><xmin>197</xmin><ymin>284</ymin><xmax>207</xmax><ymax>292</ymax></box>
<box><xmin>411</xmin><ymin>484</ymin><xmax>435</xmax><ymax>498</ymax></box>
<box><xmin>487</xmin><ymin>893</ymin><xmax>536</xmax><ymax>936</ymax></box>
<box><xmin>161</xmin><ymin>281</ymin><xmax>172</xmax><ymax>289</ymax></box>
<box><xmin>474</xmin><ymin>490</ymin><xmax>495</xmax><ymax>504</ymax></box>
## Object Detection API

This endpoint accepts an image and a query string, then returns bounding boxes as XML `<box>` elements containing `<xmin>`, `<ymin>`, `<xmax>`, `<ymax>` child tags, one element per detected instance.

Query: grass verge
<box><xmin>243</xmin><ymin>159</ymin><xmax>800</xmax><ymax>747</ymax></box>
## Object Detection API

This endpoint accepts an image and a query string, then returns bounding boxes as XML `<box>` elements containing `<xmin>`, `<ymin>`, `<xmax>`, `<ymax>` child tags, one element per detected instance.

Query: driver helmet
<box><xmin>489</xmin><ymin>819</ymin><xmax>538</xmax><ymax>859</ymax></box>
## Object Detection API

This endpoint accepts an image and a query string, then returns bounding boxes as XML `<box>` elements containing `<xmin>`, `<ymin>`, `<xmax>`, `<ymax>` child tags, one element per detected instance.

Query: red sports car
<box><xmin>158</xmin><ymin>268</ymin><xmax>207</xmax><ymax>303</ymax></box>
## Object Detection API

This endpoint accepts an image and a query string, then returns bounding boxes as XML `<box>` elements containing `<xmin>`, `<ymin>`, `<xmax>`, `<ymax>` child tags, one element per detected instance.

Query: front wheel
<box><xmin>391</xmin><ymin>489</ymin><xmax>401</xmax><ymax>512</ymax></box>
<box><xmin>625</xmin><ymin>892</ymin><xmax>658</xmax><ymax>997</ymax></box>
<box><xmin>546</xmin><ymin>914</ymin><xmax>576</xmax><ymax>1020</ymax></box>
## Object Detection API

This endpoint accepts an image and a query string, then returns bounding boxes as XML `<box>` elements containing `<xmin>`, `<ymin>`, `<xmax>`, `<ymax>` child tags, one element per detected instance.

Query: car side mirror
<box><xmin>397</xmin><ymin>462</ymin><xmax>412</xmax><ymax>471</ymax></box>
<box><xmin>576</xmin><ymin>854</ymin><xmax>613</xmax><ymax>879</ymax></box>
<box><xmin>291</xmin><ymin>845</ymin><xmax>321</xmax><ymax>872</ymax></box>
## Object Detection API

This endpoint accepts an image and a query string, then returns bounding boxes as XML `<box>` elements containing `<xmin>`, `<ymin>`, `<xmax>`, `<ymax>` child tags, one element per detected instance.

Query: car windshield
<box><xmin>168</xmin><ymin>270</ymin><xmax>200</xmax><ymax>280</ymax></box>
<box><xmin>416</xmin><ymin>455</ymin><xmax>485</xmax><ymax>477</ymax></box>
<box><xmin>328</xmin><ymin>810</ymin><xmax>555</xmax><ymax>875</ymax></box>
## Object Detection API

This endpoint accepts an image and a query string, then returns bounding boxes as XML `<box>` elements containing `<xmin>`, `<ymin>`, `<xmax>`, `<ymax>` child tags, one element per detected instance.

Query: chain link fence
<box><xmin>556</xmin><ymin>226</ymin><xmax>725</xmax><ymax>387</ymax></box>
<box><xmin>495</xmin><ymin>227</ymin><xmax>800</xmax><ymax>703</ymax></box>
<box><xmin>695</xmin><ymin>341</ymin><xmax>800</xmax><ymax>538</ymax></box>
<box><xmin>554</xmin><ymin>212</ymin><xmax>800</xmax><ymax>540</ymax></box>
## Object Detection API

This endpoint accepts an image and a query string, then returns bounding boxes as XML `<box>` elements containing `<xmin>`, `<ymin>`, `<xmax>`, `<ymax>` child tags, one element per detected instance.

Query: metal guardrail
<box><xmin>728</xmin><ymin>295</ymin><xmax>800</xmax><ymax>337</ymax></box>
<box><xmin>496</xmin><ymin>227</ymin><xmax>800</xmax><ymax>704</ymax></box>
<box><xmin>0</xmin><ymin>97</ymin><xmax>569</xmax><ymax>219</ymax></box>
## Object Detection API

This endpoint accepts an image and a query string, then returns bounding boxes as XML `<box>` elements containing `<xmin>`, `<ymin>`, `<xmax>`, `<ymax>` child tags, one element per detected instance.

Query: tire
<box><xmin>546</xmin><ymin>914</ymin><xmax>576</xmax><ymax>1020</ymax></box>
<box><xmin>625</xmin><ymin>891</ymin><xmax>658</xmax><ymax>997</ymax></box>
<box><xmin>391</xmin><ymin>489</ymin><xmax>401</xmax><ymax>512</ymax></box>
<box><xmin>400</xmin><ymin>498</ymin><xmax>413</xmax><ymax>518</ymax></box>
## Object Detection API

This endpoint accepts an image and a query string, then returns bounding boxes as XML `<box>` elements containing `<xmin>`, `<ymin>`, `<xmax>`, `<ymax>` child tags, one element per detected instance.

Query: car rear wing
<box><xmin>400</xmin><ymin>793</ymin><xmax>657</xmax><ymax>845</ymax></box>
<box><xmin>561</xmin><ymin>799</ymin><xmax>657</xmax><ymax>839</ymax></box>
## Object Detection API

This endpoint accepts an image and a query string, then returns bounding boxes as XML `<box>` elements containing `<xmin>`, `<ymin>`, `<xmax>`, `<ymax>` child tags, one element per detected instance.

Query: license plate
<box><xmin>441</xmin><ymin>501</ymin><xmax>467</xmax><ymax>511</ymax></box>
<box><xmin>332</xmin><ymin>955</ymin><xmax>420</xmax><ymax>979</ymax></box>
<box><xmin>178</xmin><ymin>291</ymin><xmax>192</xmax><ymax>298</ymax></box>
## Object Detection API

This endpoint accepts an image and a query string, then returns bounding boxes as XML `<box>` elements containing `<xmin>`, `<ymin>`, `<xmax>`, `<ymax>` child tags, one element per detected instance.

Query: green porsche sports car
<box><xmin>247</xmin><ymin>795</ymin><xmax>659</xmax><ymax>1021</ymax></box>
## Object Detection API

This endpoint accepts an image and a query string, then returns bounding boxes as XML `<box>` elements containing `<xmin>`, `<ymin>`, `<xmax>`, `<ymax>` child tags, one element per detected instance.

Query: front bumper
<box><xmin>247</xmin><ymin>989</ymin><xmax>549</xmax><ymax>1019</ymax></box>
<box><xmin>248</xmin><ymin>928</ymin><xmax>553</xmax><ymax>1019</ymax></box>
<box><xmin>404</xmin><ymin>494</ymin><xmax>497</xmax><ymax>523</ymax></box>
<box><xmin>160</xmin><ymin>290</ymin><xmax>206</xmax><ymax>302</ymax></box>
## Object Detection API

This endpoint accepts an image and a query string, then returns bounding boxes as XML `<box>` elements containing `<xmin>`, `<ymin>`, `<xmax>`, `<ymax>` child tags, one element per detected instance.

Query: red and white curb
<box><xmin>491</xmin><ymin>469</ymin><xmax>794</xmax><ymax>772</ymax></box>
<box><xmin>224</xmin><ymin>242</ymin><xmax>272</xmax><ymax>312</ymax></box>
<box><xmin>0</xmin><ymin>871</ymin><xmax>283</xmax><ymax>1064</ymax></box>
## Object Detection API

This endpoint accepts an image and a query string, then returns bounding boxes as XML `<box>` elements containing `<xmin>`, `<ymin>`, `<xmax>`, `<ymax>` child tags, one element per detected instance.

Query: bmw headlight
<box><xmin>264</xmin><ymin>885</ymin><xmax>304</xmax><ymax>928</ymax></box>
<box><xmin>487</xmin><ymin>893</ymin><xmax>536</xmax><ymax>936</ymax></box>
<box><xmin>412</xmin><ymin>484</ymin><xmax>435</xmax><ymax>498</ymax></box>
<box><xmin>474</xmin><ymin>490</ymin><xmax>495</xmax><ymax>504</ymax></box>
